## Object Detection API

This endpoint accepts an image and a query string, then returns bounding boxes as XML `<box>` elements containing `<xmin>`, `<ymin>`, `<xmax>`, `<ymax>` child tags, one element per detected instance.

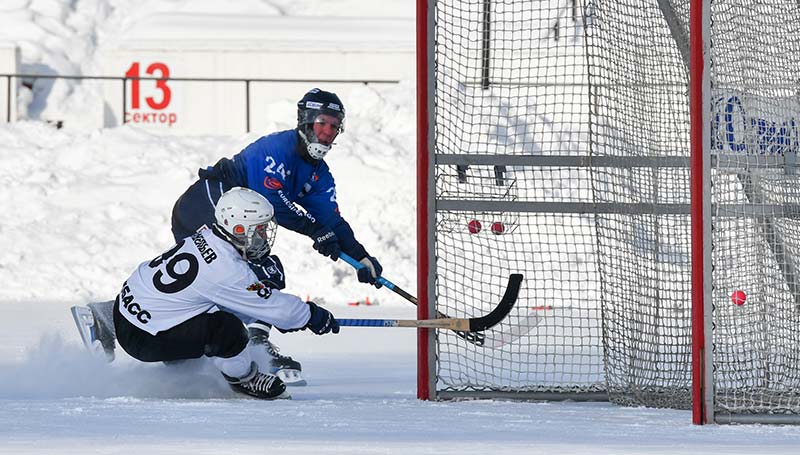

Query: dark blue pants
<box><xmin>171</xmin><ymin>178</ymin><xmax>232</xmax><ymax>242</ymax></box>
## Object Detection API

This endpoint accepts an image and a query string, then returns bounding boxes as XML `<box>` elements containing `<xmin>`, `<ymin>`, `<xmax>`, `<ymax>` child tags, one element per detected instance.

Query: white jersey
<box><xmin>117</xmin><ymin>229</ymin><xmax>310</xmax><ymax>336</ymax></box>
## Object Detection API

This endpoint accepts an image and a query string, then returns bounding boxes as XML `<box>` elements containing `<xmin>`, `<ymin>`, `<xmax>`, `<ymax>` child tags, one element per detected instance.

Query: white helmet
<box><xmin>214</xmin><ymin>187</ymin><xmax>277</xmax><ymax>261</ymax></box>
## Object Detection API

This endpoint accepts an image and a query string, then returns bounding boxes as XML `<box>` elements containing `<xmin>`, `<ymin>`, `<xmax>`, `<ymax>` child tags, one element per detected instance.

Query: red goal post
<box><xmin>418</xmin><ymin>0</ymin><xmax>800</xmax><ymax>425</ymax></box>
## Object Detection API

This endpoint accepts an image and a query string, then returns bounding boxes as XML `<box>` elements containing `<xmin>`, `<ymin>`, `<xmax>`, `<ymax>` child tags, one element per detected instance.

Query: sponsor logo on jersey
<box><xmin>246</xmin><ymin>282</ymin><xmax>272</xmax><ymax>299</ymax></box>
<box><xmin>277</xmin><ymin>189</ymin><xmax>316</xmax><ymax>223</ymax></box>
<box><xmin>247</xmin><ymin>282</ymin><xmax>263</xmax><ymax>291</ymax></box>
<box><xmin>263</xmin><ymin>176</ymin><xmax>283</xmax><ymax>190</ymax></box>
<box><xmin>118</xmin><ymin>283</ymin><xmax>151</xmax><ymax>324</ymax></box>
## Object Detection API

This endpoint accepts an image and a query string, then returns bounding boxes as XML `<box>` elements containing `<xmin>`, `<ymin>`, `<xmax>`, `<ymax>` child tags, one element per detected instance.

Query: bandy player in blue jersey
<box><xmin>72</xmin><ymin>89</ymin><xmax>383</xmax><ymax>386</ymax></box>
<box><xmin>169</xmin><ymin>88</ymin><xmax>383</xmax><ymax>384</ymax></box>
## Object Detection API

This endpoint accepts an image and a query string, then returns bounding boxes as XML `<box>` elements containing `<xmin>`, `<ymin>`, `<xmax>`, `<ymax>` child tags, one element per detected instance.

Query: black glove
<box><xmin>305</xmin><ymin>301</ymin><xmax>340</xmax><ymax>335</ymax></box>
<box><xmin>312</xmin><ymin>227</ymin><xmax>341</xmax><ymax>261</ymax></box>
<box><xmin>247</xmin><ymin>255</ymin><xmax>285</xmax><ymax>290</ymax></box>
<box><xmin>357</xmin><ymin>255</ymin><xmax>383</xmax><ymax>289</ymax></box>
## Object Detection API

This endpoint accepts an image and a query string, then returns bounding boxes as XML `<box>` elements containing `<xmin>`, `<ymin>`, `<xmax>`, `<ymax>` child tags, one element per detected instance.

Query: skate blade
<box><xmin>275</xmin><ymin>368</ymin><xmax>307</xmax><ymax>387</ymax></box>
<box><xmin>70</xmin><ymin>306</ymin><xmax>95</xmax><ymax>346</ymax></box>
<box><xmin>71</xmin><ymin>306</ymin><xmax>113</xmax><ymax>362</ymax></box>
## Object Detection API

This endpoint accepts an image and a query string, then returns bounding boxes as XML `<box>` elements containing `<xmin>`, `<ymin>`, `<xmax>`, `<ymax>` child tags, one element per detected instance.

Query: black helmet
<box><xmin>296</xmin><ymin>88</ymin><xmax>345</xmax><ymax>160</ymax></box>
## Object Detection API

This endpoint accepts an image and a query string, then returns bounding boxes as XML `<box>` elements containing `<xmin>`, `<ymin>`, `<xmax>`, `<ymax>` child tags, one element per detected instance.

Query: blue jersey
<box><xmin>234</xmin><ymin>130</ymin><xmax>339</xmax><ymax>228</ymax></box>
<box><xmin>199</xmin><ymin>129</ymin><xmax>366</xmax><ymax>259</ymax></box>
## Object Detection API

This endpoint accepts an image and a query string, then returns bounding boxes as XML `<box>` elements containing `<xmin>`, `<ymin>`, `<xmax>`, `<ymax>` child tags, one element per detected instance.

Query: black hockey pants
<box><xmin>114</xmin><ymin>299</ymin><xmax>249</xmax><ymax>363</ymax></box>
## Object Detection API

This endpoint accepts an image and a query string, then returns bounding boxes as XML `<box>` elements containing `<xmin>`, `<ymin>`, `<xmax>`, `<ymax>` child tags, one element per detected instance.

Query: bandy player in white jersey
<box><xmin>112</xmin><ymin>187</ymin><xmax>340</xmax><ymax>400</ymax></box>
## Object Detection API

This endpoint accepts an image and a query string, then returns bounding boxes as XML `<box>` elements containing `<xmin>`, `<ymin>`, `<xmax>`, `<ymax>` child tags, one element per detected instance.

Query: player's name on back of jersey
<box><xmin>192</xmin><ymin>232</ymin><xmax>218</xmax><ymax>264</ymax></box>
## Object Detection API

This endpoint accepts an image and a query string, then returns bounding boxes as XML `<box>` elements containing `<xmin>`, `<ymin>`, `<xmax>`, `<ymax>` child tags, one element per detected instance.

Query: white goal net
<box><xmin>419</xmin><ymin>0</ymin><xmax>800</xmax><ymax>424</ymax></box>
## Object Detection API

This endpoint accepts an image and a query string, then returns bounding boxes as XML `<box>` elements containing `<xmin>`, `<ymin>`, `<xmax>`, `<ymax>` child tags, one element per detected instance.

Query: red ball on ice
<box><xmin>468</xmin><ymin>219</ymin><xmax>482</xmax><ymax>234</ymax></box>
<box><xmin>731</xmin><ymin>290</ymin><xmax>747</xmax><ymax>306</ymax></box>
<box><xmin>491</xmin><ymin>222</ymin><xmax>505</xmax><ymax>235</ymax></box>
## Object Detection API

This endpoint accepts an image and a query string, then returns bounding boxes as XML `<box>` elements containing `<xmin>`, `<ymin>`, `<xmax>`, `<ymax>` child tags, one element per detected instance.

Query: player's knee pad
<box><xmin>203</xmin><ymin>311</ymin><xmax>249</xmax><ymax>359</ymax></box>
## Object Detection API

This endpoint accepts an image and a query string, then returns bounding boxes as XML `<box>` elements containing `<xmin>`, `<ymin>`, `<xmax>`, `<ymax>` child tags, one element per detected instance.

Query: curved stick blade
<box><xmin>468</xmin><ymin>274</ymin><xmax>523</xmax><ymax>332</ymax></box>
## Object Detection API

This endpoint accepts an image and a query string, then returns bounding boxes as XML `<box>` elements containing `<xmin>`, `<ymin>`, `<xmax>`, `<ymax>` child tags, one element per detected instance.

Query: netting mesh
<box><xmin>708</xmin><ymin>1</ymin><xmax>800</xmax><ymax>417</ymax></box>
<box><xmin>587</xmin><ymin>0</ymin><xmax>693</xmax><ymax>408</ymax></box>
<box><xmin>433</xmin><ymin>0</ymin><xmax>603</xmax><ymax>398</ymax></box>
<box><xmin>430</xmin><ymin>0</ymin><xmax>800</xmax><ymax>418</ymax></box>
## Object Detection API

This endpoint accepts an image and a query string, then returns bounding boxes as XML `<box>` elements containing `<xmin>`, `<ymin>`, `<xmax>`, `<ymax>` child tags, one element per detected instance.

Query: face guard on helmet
<box><xmin>214</xmin><ymin>187</ymin><xmax>277</xmax><ymax>261</ymax></box>
<box><xmin>297</xmin><ymin>88</ymin><xmax>345</xmax><ymax>160</ymax></box>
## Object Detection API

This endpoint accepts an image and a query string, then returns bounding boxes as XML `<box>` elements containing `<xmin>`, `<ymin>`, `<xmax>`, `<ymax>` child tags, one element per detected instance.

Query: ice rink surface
<box><xmin>2</xmin><ymin>1</ymin><xmax>800</xmax><ymax>453</ymax></box>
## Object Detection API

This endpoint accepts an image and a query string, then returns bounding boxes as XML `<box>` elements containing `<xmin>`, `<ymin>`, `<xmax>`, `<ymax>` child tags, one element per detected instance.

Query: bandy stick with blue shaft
<box><xmin>337</xmin><ymin>273</ymin><xmax>523</xmax><ymax>332</ymax></box>
<box><xmin>338</xmin><ymin>252</ymin><xmax>417</xmax><ymax>304</ymax></box>
<box><xmin>340</xmin><ymin>253</ymin><xmax>539</xmax><ymax>348</ymax></box>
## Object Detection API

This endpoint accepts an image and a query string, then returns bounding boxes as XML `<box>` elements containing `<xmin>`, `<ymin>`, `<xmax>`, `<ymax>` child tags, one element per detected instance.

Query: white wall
<box><xmin>97</xmin><ymin>14</ymin><xmax>414</xmax><ymax>135</ymax></box>
<box><xmin>0</xmin><ymin>43</ymin><xmax>18</xmax><ymax>123</ymax></box>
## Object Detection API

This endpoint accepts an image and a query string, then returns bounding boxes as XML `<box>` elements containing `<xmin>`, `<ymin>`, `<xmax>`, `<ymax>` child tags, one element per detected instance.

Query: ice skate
<box><xmin>70</xmin><ymin>304</ymin><xmax>116</xmax><ymax>362</ymax></box>
<box><xmin>222</xmin><ymin>361</ymin><xmax>290</xmax><ymax>400</ymax></box>
<box><xmin>248</xmin><ymin>321</ymin><xmax>307</xmax><ymax>386</ymax></box>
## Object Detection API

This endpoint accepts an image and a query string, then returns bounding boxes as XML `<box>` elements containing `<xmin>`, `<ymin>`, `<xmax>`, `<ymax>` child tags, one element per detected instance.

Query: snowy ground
<box><xmin>4</xmin><ymin>303</ymin><xmax>800</xmax><ymax>455</ymax></box>
<box><xmin>2</xmin><ymin>1</ymin><xmax>800</xmax><ymax>454</ymax></box>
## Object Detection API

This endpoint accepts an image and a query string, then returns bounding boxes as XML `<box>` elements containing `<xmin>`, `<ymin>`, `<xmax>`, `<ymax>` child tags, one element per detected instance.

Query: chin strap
<box><xmin>211</xmin><ymin>224</ymin><xmax>248</xmax><ymax>260</ymax></box>
<box><xmin>298</xmin><ymin>129</ymin><xmax>332</xmax><ymax>160</ymax></box>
